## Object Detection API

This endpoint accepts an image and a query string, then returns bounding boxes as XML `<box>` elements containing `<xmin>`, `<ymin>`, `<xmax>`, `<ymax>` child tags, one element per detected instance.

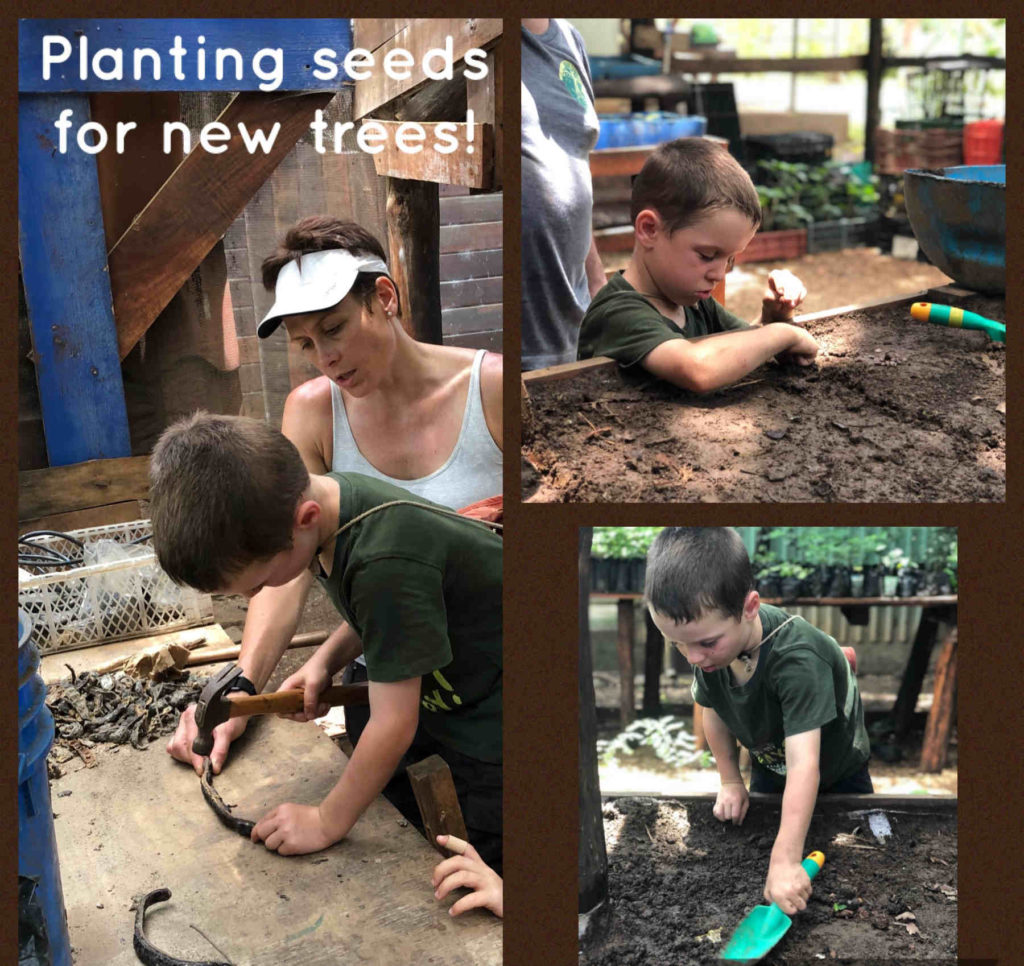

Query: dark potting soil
<box><xmin>581</xmin><ymin>797</ymin><xmax>957</xmax><ymax>965</ymax></box>
<box><xmin>523</xmin><ymin>294</ymin><xmax>1004</xmax><ymax>502</ymax></box>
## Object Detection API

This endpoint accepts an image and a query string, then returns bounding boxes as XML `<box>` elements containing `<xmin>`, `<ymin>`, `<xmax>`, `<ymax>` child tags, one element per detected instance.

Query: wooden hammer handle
<box><xmin>225</xmin><ymin>682</ymin><xmax>369</xmax><ymax>718</ymax></box>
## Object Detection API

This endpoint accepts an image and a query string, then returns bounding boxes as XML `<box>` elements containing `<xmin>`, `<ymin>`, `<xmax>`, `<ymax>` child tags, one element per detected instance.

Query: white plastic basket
<box><xmin>18</xmin><ymin>520</ymin><xmax>213</xmax><ymax>655</ymax></box>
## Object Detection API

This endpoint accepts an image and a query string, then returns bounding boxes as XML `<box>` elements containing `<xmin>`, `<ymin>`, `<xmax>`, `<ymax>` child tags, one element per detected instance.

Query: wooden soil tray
<box><xmin>582</xmin><ymin>793</ymin><xmax>957</xmax><ymax>965</ymax></box>
<box><xmin>523</xmin><ymin>289</ymin><xmax>1004</xmax><ymax>503</ymax></box>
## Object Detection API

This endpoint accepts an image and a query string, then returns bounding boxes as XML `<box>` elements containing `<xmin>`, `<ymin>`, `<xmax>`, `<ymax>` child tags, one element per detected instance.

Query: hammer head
<box><xmin>192</xmin><ymin>664</ymin><xmax>244</xmax><ymax>758</ymax></box>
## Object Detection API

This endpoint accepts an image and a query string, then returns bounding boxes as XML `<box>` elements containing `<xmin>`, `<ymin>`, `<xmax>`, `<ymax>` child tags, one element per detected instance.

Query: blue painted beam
<box><xmin>18</xmin><ymin>93</ymin><xmax>131</xmax><ymax>466</ymax></box>
<box><xmin>19</xmin><ymin>19</ymin><xmax>353</xmax><ymax>92</ymax></box>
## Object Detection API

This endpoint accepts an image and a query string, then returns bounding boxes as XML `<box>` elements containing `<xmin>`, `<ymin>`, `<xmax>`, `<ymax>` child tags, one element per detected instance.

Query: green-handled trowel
<box><xmin>719</xmin><ymin>851</ymin><xmax>825</xmax><ymax>963</ymax></box>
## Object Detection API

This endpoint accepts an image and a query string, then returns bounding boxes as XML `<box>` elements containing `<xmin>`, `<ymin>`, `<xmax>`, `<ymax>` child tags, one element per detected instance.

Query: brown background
<box><xmin>5</xmin><ymin>10</ymin><xmax>1023</xmax><ymax>966</ymax></box>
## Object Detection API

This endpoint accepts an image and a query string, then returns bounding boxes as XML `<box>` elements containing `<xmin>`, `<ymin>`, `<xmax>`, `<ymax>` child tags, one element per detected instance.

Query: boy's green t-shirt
<box><xmin>577</xmin><ymin>271</ymin><xmax>752</xmax><ymax>370</ymax></box>
<box><xmin>316</xmin><ymin>472</ymin><xmax>502</xmax><ymax>764</ymax></box>
<box><xmin>692</xmin><ymin>604</ymin><xmax>870</xmax><ymax>788</ymax></box>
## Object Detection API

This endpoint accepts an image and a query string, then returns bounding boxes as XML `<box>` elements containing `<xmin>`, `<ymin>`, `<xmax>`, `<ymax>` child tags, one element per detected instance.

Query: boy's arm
<box><xmin>640</xmin><ymin>323</ymin><xmax>818</xmax><ymax>394</ymax></box>
<box><xmin>251</xmin><ymin>676</ymin><xmax>421</xmax><ymax>854</ymax></box>
<box><xmin>703</xmin><ymin>705</ymin><xmax>750</xmax><ymax>825</ymax></box>
<box><xmin>765</xmin><ymin>728</ymin><xmax>821</xmax><ymax>914</ymax></box>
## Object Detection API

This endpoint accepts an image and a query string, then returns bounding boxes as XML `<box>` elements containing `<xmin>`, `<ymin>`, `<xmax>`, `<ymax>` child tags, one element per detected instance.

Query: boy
<box><xmin>644</xmin><ymin>528</ymin><xmax>871</xmax><ymax>915</ymax></box>
<box><xmin>577</xmin><ymin>138</ymin><xmax>819</xmax><ymax>393</ymax></box>
<box><xmin>149</xmin><ymin>412</ymin><xmax>502</xmax><ymax>872</ymax></box>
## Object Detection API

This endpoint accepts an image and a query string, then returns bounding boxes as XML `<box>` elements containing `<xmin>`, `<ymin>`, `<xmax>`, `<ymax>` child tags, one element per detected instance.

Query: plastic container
<box><xmin>807</xmin><ymin>217</ymin><xmax>879</xmax><ymax>254</ymax></box>
<box><xmin>594</xmin><ymin>112</ymin><xmax>706</xmax><ymax>150</ymax></box>
<box><xmin>743</xmin><ymin>131</ymin><xmax>835</xmax><ymax>165</ymax></box>
<box><xmin>18</xmin><ymin>519</ymin><xmax>213</xmax><ymax>655</ymax></box>
<box><xmin>963</xmin><ymin>119</ymin><xmax>1004</xmax><ymax>164</ymax></box>
<box><xmin>18</xmin><ymin>609</ymin><xmax>73</xmax><ymax>966</ymax></box>
<box><xmin>588</xmin><ymin>54</ymin><xmax>662</xmax><ymax>80</ymax></box>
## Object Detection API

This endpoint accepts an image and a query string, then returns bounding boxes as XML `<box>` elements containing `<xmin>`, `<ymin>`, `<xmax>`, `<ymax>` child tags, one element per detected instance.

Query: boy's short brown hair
<box><xmin>149</xmin><ymin>412</ymin><xmax>310</xmax><ymax>591</ymax></box>
<box><xmin>631</xmin><ymin>139</ymin><xmax>762</xmax><ymax>234</ymax></box>
<box><xmin>645</xmin><ymin>527</ymin><xmax>753</xmax><ymax>623</ymax></box>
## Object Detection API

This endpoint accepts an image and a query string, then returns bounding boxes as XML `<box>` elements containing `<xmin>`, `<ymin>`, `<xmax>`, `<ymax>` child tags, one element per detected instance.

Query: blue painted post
<box><xmin>18</xmin><ymin>93</ymin><xmax>131</xmax><ymax>465</ymax></box>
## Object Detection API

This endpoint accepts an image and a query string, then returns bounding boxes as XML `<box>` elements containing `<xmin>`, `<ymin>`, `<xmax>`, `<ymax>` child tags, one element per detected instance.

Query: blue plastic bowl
<box><xmin>903</xmin><ymin>165</ymin><xmax>1005</xmax><ymax>294</ymax></box>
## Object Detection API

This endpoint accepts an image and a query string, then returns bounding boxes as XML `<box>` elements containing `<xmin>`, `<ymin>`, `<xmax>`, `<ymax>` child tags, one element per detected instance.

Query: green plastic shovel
<box><xmin>719</xmin><ymin>851</ymin><xmax>825</xmax><ymax>963</ymax></box>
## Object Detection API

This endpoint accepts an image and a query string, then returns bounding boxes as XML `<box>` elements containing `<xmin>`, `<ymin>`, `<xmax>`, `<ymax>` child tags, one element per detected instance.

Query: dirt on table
<box><xmin>581</xmin><ymin>797</ymin><xmax>958</xmax><ymax>965</ymax></box>
<box><xmin>523</xmin><ymin>293</ymin><xmax>1004</xmax><ymax>503</ymax></box>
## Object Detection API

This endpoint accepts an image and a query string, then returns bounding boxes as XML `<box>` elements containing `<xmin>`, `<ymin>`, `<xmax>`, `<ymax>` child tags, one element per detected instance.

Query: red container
<box><xmin>963</xmin><ymin>120</ymin><xmax>1004</xmax><ymax>165</ymax></box>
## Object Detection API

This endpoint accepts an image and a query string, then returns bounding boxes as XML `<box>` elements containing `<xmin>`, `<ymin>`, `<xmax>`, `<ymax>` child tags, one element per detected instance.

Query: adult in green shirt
<box><xmin>149</xmin><ymin>412</ymin><xmax>502</xmax><ymax>871</ymax></box>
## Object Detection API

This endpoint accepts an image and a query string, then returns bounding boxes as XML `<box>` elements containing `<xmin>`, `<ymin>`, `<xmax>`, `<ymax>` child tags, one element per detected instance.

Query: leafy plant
<box><xmin>592</xmin><ymin>527</ymin><xmax>664</xmax><ymax>559</ymax></box>
<box><xmin>754</xmin><ymin>160</ymin><xmax>880</xmax><ymax>232</ymax></box>
<box><xmin>596</xmin><ymin>716</ymin><xmax>707</xmax><ymax>769</ymax></box>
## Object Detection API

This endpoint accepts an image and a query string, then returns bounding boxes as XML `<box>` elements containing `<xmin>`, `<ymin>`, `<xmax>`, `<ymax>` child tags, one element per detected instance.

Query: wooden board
<box><xmin>109</xmin><ymin>90</ymin><xmax>337</xmax><ymax>359</ymax></box>
<box><xmin>52</xmin><ymin>717</ymin><xmax>502</xmax><ymax>965</ymax></box>
<box><xmin>40</xmin><ymin>624</ymin><xmax>234</xmax><ymax>685</ymax></box>
<box><xmin>19</xmin><ymin>500</ymin><xmax>143</xmax><ymax>537</ymax></box>
<box><xmin>370</xmin><ymin>121</ymin><xmax>494</xmax><ymax>188</ymax></box>
<box><xmin>18</xmin><ymin>455</ymin><xmax>151</xmax><ymax>521</ymax></box>
<box><xmin>353</xmin><ymin>19</ymin><xmax>502</xmax><ymax>119</ymax></box>
<box><xmin>440</xmin><ymin>220</ymin><xmax>501</xmax><ymax>253</ymax></box>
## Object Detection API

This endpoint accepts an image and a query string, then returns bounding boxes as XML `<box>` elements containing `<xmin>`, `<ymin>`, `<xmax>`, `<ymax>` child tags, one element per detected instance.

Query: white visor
<box><xmin>258</xmin><ymin>249</ymin><xmax>391</xmax><ymax>338</ymax></box>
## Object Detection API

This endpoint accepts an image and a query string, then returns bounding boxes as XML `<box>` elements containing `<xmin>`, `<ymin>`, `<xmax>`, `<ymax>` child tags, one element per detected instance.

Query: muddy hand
<box><xmin>167</xmin><ymin>703</ymin><xmax>247</xmax><ymax>776</ymax></box>
<box><xmin>764</xmin><ymin>270</ymin><xmax>807</xmax><ymax>322</ymax></box>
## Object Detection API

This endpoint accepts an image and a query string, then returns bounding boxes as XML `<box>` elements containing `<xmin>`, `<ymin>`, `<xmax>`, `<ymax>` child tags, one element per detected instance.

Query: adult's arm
<box><xmin>585</xmin><ymin>235</ymin><xmax>607</xmax><ymax>298</ymax></box>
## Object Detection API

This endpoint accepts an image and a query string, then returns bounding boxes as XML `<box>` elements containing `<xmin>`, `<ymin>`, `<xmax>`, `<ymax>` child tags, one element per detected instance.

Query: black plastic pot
<box><xmin>850</xmin><ymin>572</ymin><xmax>865</xmax><ymax>597</ymax></box>
<box><xmin>757</xmin><ymin>575</ymin><xmax>782</xmax><ymax>599</ymax></box>
<box><xmin>920</xmin><ymin>570</ymin><xmax>953</xmax><ymax>596</ymax></box>
<box><xmin>804</xmin><ymin>565</ymin><xmax>827</xmax><ymax>598</ymax></box>
<box><xmin>610</xmin><ymin>559</ymin><xmax>633</xmax><ymax>594</ymax></box>
<box><xmin>779</xmin><ymin>576</ymin><xmax>804</xmax><ymax>599</ymax></box>
<box><xmin>592</xmin><ymin>558</ymin><xmax>611</xmax><ymax>592</ymax></box>
<box><xmin>897</xmin><ymin>570</ymin><xmax>919</xmax><ymax>598</ymax></box>
<box><xmin>826</xmin><ymin>565</ymin><xmax>852</xmax><ymax>598</ymax></box>
<box><xmin>629</xmin><ymin>558</ymin><xmax>647</xmax><ymax>594</ymax></box>
<box><xmin>861</xmin><ymin>565</ymin><xmax>882</xmax><ymax>598</ymax></box>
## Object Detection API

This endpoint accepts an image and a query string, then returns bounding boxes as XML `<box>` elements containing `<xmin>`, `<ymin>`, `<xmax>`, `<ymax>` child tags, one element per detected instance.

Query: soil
<box><xmin>581</xmin><ymin>797</ymin><xmax>958</xmax><ymax>965</ymax></box>
<box><xmin>523</xmin><ymin>292</ymin><xmax>1004</xmax><ymax>503</ymax></box>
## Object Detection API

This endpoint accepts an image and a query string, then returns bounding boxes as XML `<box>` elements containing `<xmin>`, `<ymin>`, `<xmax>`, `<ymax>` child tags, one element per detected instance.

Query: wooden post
<box><xmin>864</xmin><ymin>18</ymin><xmax>883</xmax><ymax>166</ymax></box>
<box><xmin>692</xmin><ymin>703</ymin><xmax>707</xmax><ymax>752</ymax></box>
<box><xmin>406</xmin><ymin>754</ymin><xmax>469</xmax><ymax>856</ymax></box>
<box><xmin>579</xmin><ymin>527</ymin><xmax>608</xmax><ymax>914</ymax></box>
<box><xmin>385</xmin><ymin>178</ymin><xmax>442</xmax><ymax>344</ymax></box>
<box><xmin>892</xmin><ymin>608</ymin><xmax>941</xmax><ymax>737</ymax></box>
<box><xmin>641</xmin><ymin>609</ymin><xmax>663</xmax><ymax>717</ymax></box>
<box><xmin>616</xmin><ymin>598</ymin><xmax>636</xmax><ymax>728</ymax></box>
<box><xmin>920</xmin><ymin>627</ymin><xmax>957</xmax><ymax>773</ymax></box>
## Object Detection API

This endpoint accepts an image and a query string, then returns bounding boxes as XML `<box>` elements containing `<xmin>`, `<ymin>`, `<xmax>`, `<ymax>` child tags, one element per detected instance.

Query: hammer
<box><xmin>192</xmin><ymin>664</ymin><xmax>370</xmax><ymax>757</ymax></box>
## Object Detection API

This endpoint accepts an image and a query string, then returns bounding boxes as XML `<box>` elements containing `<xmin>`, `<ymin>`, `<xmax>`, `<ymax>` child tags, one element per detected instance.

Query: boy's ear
<box><xmin>295</xmin><ymin>499</ymin><xmax>321</xmax><ymax>531</ymax></box>
<box><xmin>742</xmin><ymin>589</ymin><xmax>760</xmax><ymax>621</ymax></box>
<box><xmin>633</xmin><ymin>208</ymin><xmax>663</xmax><ymax>247</ymax></box>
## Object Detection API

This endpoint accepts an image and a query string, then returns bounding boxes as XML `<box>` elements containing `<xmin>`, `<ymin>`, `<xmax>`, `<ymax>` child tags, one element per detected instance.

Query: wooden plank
<box><xmin>590</xmin><ymin>145</ymin><xmax>658</xmax><ymax>179</ymax></box>
<box><xmin>353</xmin><ymin>19</ymin><xmax>503</xmax><ymax>119</ymax></box>
<box><xmin>19</xmin><ymin>19</ymin><xmax>352</xmax><ymax>92</ymax></box>
<box><xmin>109</xmin><ymin>90</ymin><xmax>337</xmax><ymax>359</ymax></box>
<box><xmin>371</xmin><ymin>121</ymin><xmax>494</xmax><ymax>187</ymax></box>
<box><xmin>353</xmin><ymin>19</ymin><xmax>414</xmax><ymax>53</ymax></box>
<box><xmin>617</xmin><ymin>598</ymin><xmax>636</xmax><ymax>728</ymax></box>
<box><xmin>19</xmin><ymin>501</ymin><xmax>142</xmax><ymax>537</ymax></box>
<box><xmin>406</xmin><ymin>755</ymin><xmax>469</xmax><ymax>857</ymax></box>
<box><xmin>467</xmin><ymin>45</ymin><xmax>501</xmax><ymax>190</ymax></box>
<box><xmin>522</xmin><ymin>356</ymin><xmax>617</xmax><ymax>386</ymax></box>
<box><xmin>594</xmin><ymin>225</ymin><xmax>635</xmax><ymax>254</ymax></box>
<box><xmin>440</xmin><ymin>248</ymin><xmax>502</xmax><ymax>282</ymax></box>
<box><xmin>440</xmin><ymin>276</ymin><xmax>502</xmax><ymax>309</ymax></box>
<box><xmin>444</xmin><ymin>330</ymin><xmax>501</xmax><ymax>352</ymax></box>
<box><xmin>18</xmin><ymin>93</ymin><xmax>131</xmax><ymax>465</ymax></box>
<box><xmin>52</xmin><ymin>719</ymin><xmax>501</xmax><ymax>965</ymax></box>
<box><xmin>440</xmin><ymin>193</ymin><xmax>502</xmax><ymax>225</ymax></box>
<box><xmin>386</xmin><ymin>178</ymin><xmax>442</xmax><ymax>344</ymax></box>
<box><xmin>641</xmin><ymin>609</ymin><xmax>662</xmax><ymax>717</ymax></box>
<box><xmin>920</xmin><ymin>626</ymin><xmax>957</xmax><ymax>773</ymax></box>
<box><xmin>795</xmin><ymin>291</ymin><xmax>929</xmax><ymax>325</ymax></box>
<box><xmin>591</xmin><ymin>592</ymin><xmax>958</xmax><ymax>606</ymax></box>
<box><xmin>19</xmin><ymin>454</ymin><xmax>150</xmax><ymax>521</ymax></box>
<box><xmin>893</xmin><ymin>609</ymin><xmax>943</xmax><ymax>738</ymax></box>
<box><xmin>441</xmin><ymin>303</ymin><xmax>502</xmax><ymax>335</ymax></box>
<box><xmin>440</xmin><ymin>220</ymin><xmax>501</xmax><ymax>253</ymax></box>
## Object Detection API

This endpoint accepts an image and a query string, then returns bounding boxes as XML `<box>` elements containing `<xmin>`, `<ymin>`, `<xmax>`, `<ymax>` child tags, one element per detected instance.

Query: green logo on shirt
<box><xmin>422</xmin><ymin>668</ymin><xmax>463</xmax><ymax>713</ymax></box>
<box><xmin>558</xmin><ymin>60</ymin><xmax>588</xmax><ymax>109</ymax></box>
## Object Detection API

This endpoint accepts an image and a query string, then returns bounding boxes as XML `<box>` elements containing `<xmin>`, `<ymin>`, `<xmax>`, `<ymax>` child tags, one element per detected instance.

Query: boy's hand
<box><xmin>277</xmin><ymin>660</ymin><xmax>332</xmax><ymax>721</ymax></box>
<box><xmin>713</xmin><ymin>781</ymin><xmax>749</xmax><ymax>825</ymax></box>
<box><xmin>764</xmin><ymin>856</ymin><xmax>813</xmax><ymax>915</ymax></box>
<box><xmin>166</xmin><ymin>704</ymin><xmax>248</xmax><ymax>776</ymax></box>
<box><xmin>251</xmin><ymin>802</ymin><xmax>337</xmax><ymax>855</ymax></box>
<box><xmin>432</xmin><ymin>835</ymin><xmax>504</xmax><ymax>918</ymax></box>
<box><xmin>762</xmin><ymin>270</ymin><xmax>807</xmax><ymax>323</ymax></box>
<box><xmin>775</xmin><ymin>325</ymin><xmax>819</xmax><ymax>367</ymax></box>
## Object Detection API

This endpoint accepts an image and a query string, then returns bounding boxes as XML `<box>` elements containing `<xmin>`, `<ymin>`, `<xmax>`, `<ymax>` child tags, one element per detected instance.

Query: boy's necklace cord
<box><xmin>736</xmin><ymin>614</ymin><xmax>798</xmax><ymax>674</ymax></box>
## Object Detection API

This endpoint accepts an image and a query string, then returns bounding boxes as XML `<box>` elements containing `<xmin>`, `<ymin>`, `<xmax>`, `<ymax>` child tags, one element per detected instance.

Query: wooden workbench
<box><xmin>52</xmin><ymin>715</ymin><xmax>501</xmax><ymax>965</ymax></box>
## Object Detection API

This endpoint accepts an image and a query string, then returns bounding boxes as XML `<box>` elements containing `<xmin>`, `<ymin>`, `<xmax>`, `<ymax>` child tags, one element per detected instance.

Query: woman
<box><xmin>168</xmin><ymin>217</ymin><xmax>502</xmax><ymax>772</ymax></box>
